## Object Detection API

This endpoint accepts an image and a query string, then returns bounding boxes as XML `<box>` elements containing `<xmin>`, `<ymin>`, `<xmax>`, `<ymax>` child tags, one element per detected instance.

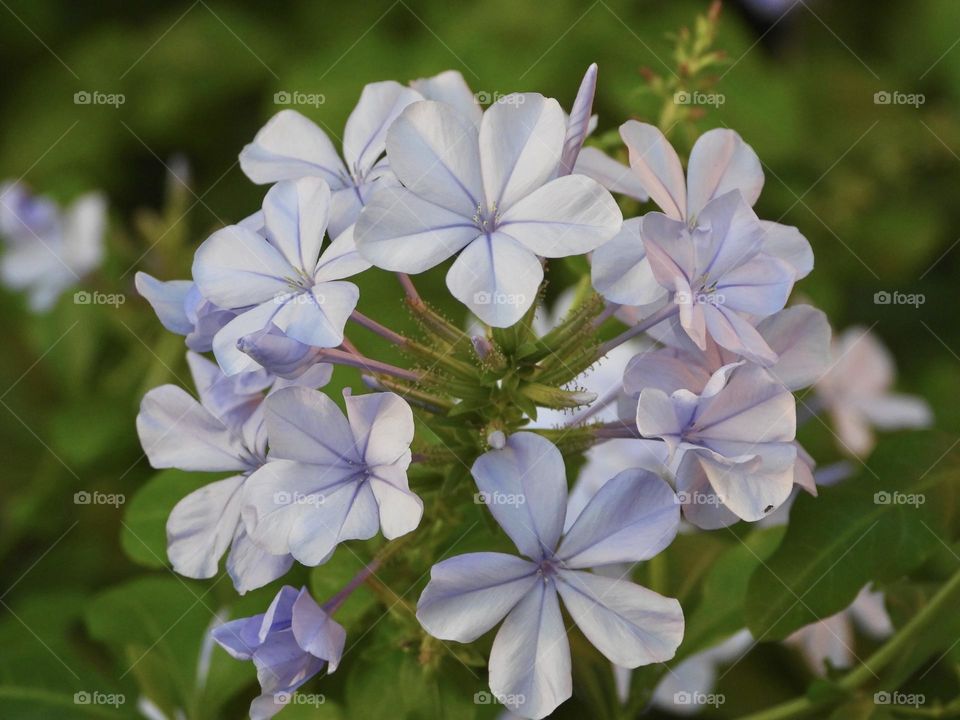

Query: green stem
<box><xmin>738</xmin><ymin>566</ymin><xmax>960</xmax><ymax>720</ymax></box>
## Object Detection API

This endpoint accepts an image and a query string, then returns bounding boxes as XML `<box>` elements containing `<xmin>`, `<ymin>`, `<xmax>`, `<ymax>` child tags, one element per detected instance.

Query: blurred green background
<box><xmin>2</xmin><ymin>0</ymin><xmax>960</xmax><ymax>718</ymax></box>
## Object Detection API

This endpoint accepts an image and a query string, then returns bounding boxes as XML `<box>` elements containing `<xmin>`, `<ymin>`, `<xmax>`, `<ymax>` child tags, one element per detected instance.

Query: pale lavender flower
<box><xmin>640</xmin><ymin>190</ymin><xmax>796</xmax><ymax>365</ymax></box>
<box><xmin>242</xmin><ymin>386</ymin><xmax>421</xmax><ymax>566</ymax></box>
<box><xmin>355</xmin><ymin>93</ymin><xmax>622</xmax><ymax>327</ymax></box>
<box><xmin>239</xmin><ymin>81</ymin><xmax>421</xmax><ymax>238</ymax></box>
<box><xmin>815</xmin><ymin>327</ymin><xmax>932</xmax><ymax>457</ymax></box>
<box><xmin>212</xmin><ymin>585</ymin><xmax>345</xmax><ymax>720</ymax></box>
<box><xmin>636</xmin><ymin>362</ymin><xmax>797</xmax><ymax>527</ymax></box>
<box><xmin>409</xmin><ymin>70</ymin><xmax>482</xmax><ymax>126</ymax></box>
<box><xmin>135</xmin><ymin>351</ymin><xmax>335</xmax><ymax>593</ymax></box>
<box><xmin>417</xmin><ymin>432</ymin><xmax>683</xmax><ymax>719</ymax></box>
<box><xmin>0</xmin><ymin>181</ymin><xmax>106</xmax><ymax>311</ymax></box>
<box><xmin>592</xmin><ymin>122</ymin><xmax>812</xmax><ymax>322</ymax></box>
<box><xmin>192</xmin><ymin>177</ymin><xmax>370</xmax><ymax>375</ymax></box>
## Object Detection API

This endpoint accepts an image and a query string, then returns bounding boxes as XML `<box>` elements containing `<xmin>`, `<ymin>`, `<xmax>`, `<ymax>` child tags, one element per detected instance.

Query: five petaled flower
<box><xmin>417</xmin><ymin>432</ymin><xmax>683</xmax><ymax>719</ymax></box>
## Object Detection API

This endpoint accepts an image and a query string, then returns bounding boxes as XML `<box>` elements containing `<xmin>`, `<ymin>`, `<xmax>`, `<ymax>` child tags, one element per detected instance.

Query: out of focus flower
<box><xmin>0</xmin><ymin>181</ymin><xmax>106</xmax><ymax>311</ymax></box>
<box><xmin>242</xmin><ymin>387</ymin><xmax>421</xmax><ymax>566</ymax></box>
<box><xmin>212</xmin><ymin>585</ymin><xmax>345</xmax><ymax>720</ymax></box>
<box><xmin>417</xmin><ymin>432</ymin><xmax>682</xmax><ymax>719</ymax></box>
<box><xmin>355</xmin><ymin>93</ymin><xmax>622</xmax><ymax>326</ymax></box>
<box><xmin>787</xmin><ymin>585</ymin><xmax>893</xmax><ymax>674</ymax></box>
<box><xmin>815</xmin><ymin>327</ymin><xmax>932</xmax><ymax>457</ymax></box>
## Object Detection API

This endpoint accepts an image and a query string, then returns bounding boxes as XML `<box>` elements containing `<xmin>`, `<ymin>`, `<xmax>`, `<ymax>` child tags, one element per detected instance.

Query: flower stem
<box><xmin>324</xmin><ymin>558</ymin><xmax>383</xmax><ymax>614</ymax></box>
<box><xmin>321</xmin><ymin>347</ymin><xmax>421</xmax><ymax>382</ymax></box>
<box><xmin>597</xmin><ymin>303</ymin><xmax>678</xmax><ymax>357</ymax></box>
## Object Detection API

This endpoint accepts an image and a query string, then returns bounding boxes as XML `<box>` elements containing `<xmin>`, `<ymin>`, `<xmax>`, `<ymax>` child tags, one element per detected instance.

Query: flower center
<box><xmin>472</xmin><ymin>202</ymin><xmax>500</xmax><ymax>233</ymax></box>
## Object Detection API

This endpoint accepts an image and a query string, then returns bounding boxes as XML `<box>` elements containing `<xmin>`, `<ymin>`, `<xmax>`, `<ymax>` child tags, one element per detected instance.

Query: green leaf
<box><xmin>678</xmin><ymin>525</ymin><xmax>785</xmax><ymax>661</ymax></box>
<box><xmin>120</xmin><ymin>469</ymin><xmax>216</xmax><ymax>569</ymax></box>
<box><xmin>745</xmin><ymin>435</ymin><xmax>957</xmax><ymax>640</ymax></box>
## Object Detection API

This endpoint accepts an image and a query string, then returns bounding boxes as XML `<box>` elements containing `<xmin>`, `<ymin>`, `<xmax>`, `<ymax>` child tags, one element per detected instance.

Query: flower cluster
<box><xmin>124</xmin><ymin>65</ymin><xmax>933</xmax><ymax>719</ymax></box>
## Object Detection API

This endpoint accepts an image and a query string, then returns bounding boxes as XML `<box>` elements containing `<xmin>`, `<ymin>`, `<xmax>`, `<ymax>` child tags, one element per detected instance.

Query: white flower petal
<box><xmin>239</xmin><ymin>109</ymin><xmax>347</xmax><ymax>186</ymax></box>
<box><xmin>261</xmin><ymin>178</ymin><xmax>331</xmax><ymax>274</ymax></box>
<box><xmin>686</xmin><ymin>128</ymin><xmax>764</xmax><ymax>219</ymax></box>
<box><xmin>619</xmin><ymin>121</ymin><xmax>686</xmax><ymax>220</ymax></box>
<box><xmin>343</xmin><ymin>81</ymin><xmax>422</xmax><ymax>174</ymax></box>
<box><xmin>192</xmin><ymin>225</ymin><xmax>292</xmax><ymax>308</ymax></box>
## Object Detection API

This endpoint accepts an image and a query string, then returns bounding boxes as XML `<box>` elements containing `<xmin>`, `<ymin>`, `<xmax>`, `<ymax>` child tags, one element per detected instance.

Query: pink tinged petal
<box><xmin>573</xmin><ymin>146</ymin><xmax>649</xmax><ymax>201</ymax></box>
<box><xmin>686</xmin><ymin>128</ymin><xmax>764</xmax><ymax>219</ymax></box>
<box><xmin>556</xmin><ymin>570</ymin><xmax>684</xmax><ymax>667</ymax></box>
<box><xmin>558</xmin><ymin>63</ymin><xmax>597</xmax><ymax>175</ymax></box>
<box><xmin>264</xmin><ymin>386</ymin><xmax>357</xmax><ymax>464</ymax></box>
<box><xmin>291</xmin><ymin>588</ymin><xmax>347</xmax><ymax>670</ymax></box>
<box><xmin>137</xmin><ymin>385</ymin><xmax>250</xmax><ymax>472</ymax></box>
<box><xmin>756</xmin><ymin>305</ymin><xmax>832</xmax><ymax>391</ymax></box>
<box><xmin>446</xmin><ymin>233</ymin><xmax>542</xmax><ymax>327</ymax></box>
<box><xmin>226</xmin><ymin>528</ymin><xmax>294</xmax><ymax>594</ymax></box>
<box><xmin>313</xmin><ymin>224</ymin><xmax>372</xmax><ymax>282</ymax></box>
<box><xmin>489</xmin><ymin>580</ymin><xmax>571</xmax><ymax>720</ymax></box>
<box><xmin>409</xmin><ymin>70</ymin><xmax>482</xmax><ymax>126</ymax></box>
<box><xmin>167</xmin><ymin>474</ymin><xmax>244</xmax><ymax>579</ymax></box>
<box><xmin>354</xmin><ymin>186</ymin><xmax>480</xmax><ymax>273</ymax></box>
<box><xmin>135</xmin><ymin>273</ymin><xmax>193</xmax><ymax>335</ymax></box>
<box><xmin>701</xmin><ymin>304</ymin><xmax>779</xmax><ymax>366</ymax></box>
<box><xmin>416</xmin><ymin>552</ymin><xmax>539</xmax><ymax>642</ymax></box>
<box><xmin>192</xmin><ymin>226</ymin><xmax>292</xmax><ymax>308</ymax></box>
<box><xmin>850</xmin><ymin>586</ymin><xmax>893</xmax><ymax>639</ymax></box>
<box><xmin>793</xmin><ymin>450</ymin><xmax>818</xmax><ymax>497</ymax></box>
<box><xmin>470</xmin><ymin>432</ymin><xmax>568</xmax><ymax>560</ymax></box>
<box><xmin>591</xmin><ymin>217</ymin><xmax>667</xmax><ymax>306</ymax></box>
<box><xmin>619</xmin><ymin>121</ymin><xmax>686</xmax><ymax>220</ymax></box>
<box><xmin>830</xmin><ymin>407</ymin><xmax>875</xmax><ymax>458</ymax></box>
<box><xmin>272</xmin><ymin>282</ymin><xmax>359</xmax><ymax>348</ymax></box>
<box><xmin>385</xmin><ymin>100</ymin><xmax>483</xmax><ymax>216</ymax></box>
<box><xmin>498</xmin><ymin>174</ymin><xmax>622</xmax><ymax>257</ymax></box>
<box><xmin>239</xmin><ymin>109</ymin><xmax>347</xmax><ymax>186</ymax></box>
<box><xmin>213</xmin><ymin>301</ymin><xmax>287</xmax><ymax>377</ymax></box>
<box><xmin>761</xmin><ymin>220</ymin><xmax>813</xmax><ymax>280</ymax></box>
<box><xmin>674</xmin><ymin>453</ymin><xmax>741</xmax><ymax>529</ymax></box>
<box><xmin>694</xmin><ymin>365</ymin><xmax>796</xmax><ymax>444</ymax></box>
<box><xmin>344</xmin><ymin>391</ymin><xmax>415</xmax><ymax>467</ymax></box>
<box><xmin>261</xmin><ymin>178</ymin><xmax>331</xmax><ymax>274</ymax></box>
<box><xmin>479</xmin><ymin>94</ymin><xmax>567</xmax><ymax>211</ymax></box>
<box><xmin>343</xmin><ymin>81</ymin><xmax>422</xmax><ymax>175</ymax></box>
<box><xmin>557</xmin><ymin>468</ymin><xmax>680</xmax><ymax>568</ymax></box>
<box><xmin>697</xmin><ymin>443</ymin><xmax>796</xmax><ymax>521</ymax></box>
<box><xmin>640</xmin><ymin>213</ymin><xmax>695</xmax><ymax>288</ymax></box>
